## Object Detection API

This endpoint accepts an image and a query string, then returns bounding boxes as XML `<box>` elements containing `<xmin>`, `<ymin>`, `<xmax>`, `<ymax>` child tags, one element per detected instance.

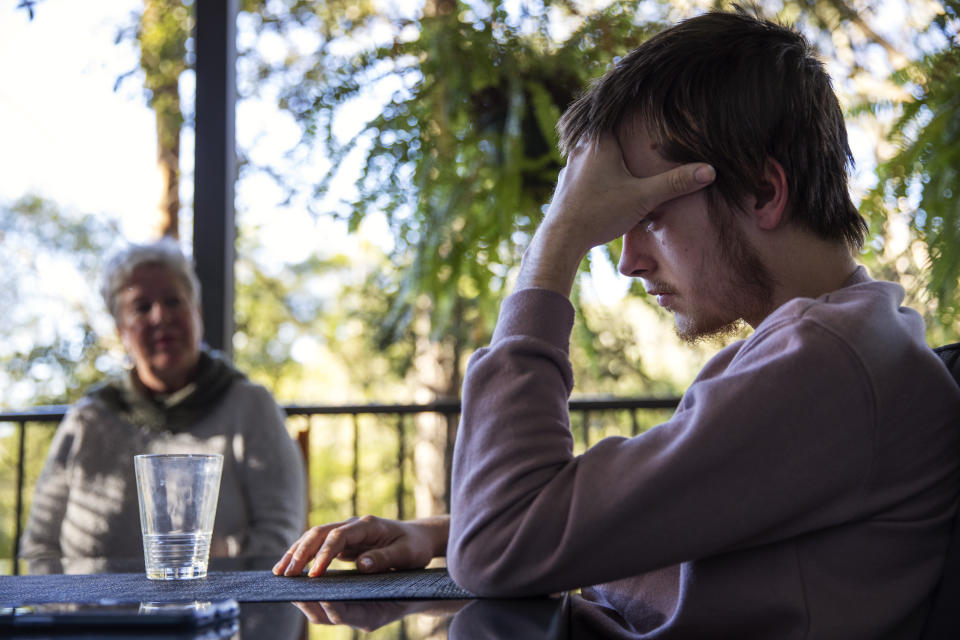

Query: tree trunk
<box><xmin>412</xmin><ymin>299</ymin><xmax>462</xmax><ymax>518</ymax></box>
<box><xmin>410</xmin><ymin>0</ymin><xmax>462</xmax><ymax>521</ymax></box>
<box><xmin>139</xmin><ymin>0</ymin><xmax>187</xmax><ymax>239</ymax></box>
<box><xmin>153</xmin><ymin>91</ymin><xmax>181</xmax><ymax>239</ymax></box>
<box><xmin>422</xmin><ymin>0</ymin><xmax>456</xmax><ymax>18</ymax></box>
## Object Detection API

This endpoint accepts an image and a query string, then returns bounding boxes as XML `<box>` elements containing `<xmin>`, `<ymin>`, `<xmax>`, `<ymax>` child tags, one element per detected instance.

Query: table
<box><xmin>0</xmin><ymin>558</ymin><xmax>574</xmax><ymax>639</ymax></box>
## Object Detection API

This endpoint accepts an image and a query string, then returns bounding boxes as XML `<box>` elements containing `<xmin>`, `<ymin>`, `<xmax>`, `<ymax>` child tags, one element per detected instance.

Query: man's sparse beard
<box><xmin>675</xmin><ymin>317</ymin><xmax>748</xmax><ymax>345</ymax></box>
<box><xmin>668</xmin><ymin>200</ymin><xmax>776</xmax><ymax>345</ymax></box>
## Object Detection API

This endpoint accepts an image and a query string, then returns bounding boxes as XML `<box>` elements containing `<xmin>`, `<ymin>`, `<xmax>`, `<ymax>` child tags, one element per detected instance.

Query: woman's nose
<box><xmin>148</xmin><ymin>302</ymin><xmax>166</xmax><ymax>323</ymax></box>
<box><xmin>618</xmin><ymin>226</ymin><xmax>656</xmax><ymax>277</ymax></box>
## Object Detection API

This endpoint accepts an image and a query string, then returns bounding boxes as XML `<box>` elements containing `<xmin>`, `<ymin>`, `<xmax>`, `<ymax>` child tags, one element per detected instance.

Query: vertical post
<box><xmin>443</xmin><ymin>411</ymin><xmax>457</xmax><ymax>513</ymax></box>
<box><xmin>13</xmin><ymin>422</ymin><xmax>26</xmax><ymax>575</ymax></box>
<box><xmin>396</xmin><ymin>415</ymin><xmax>406</xmax><ymax>520</ymax></box>
<box><xmin>352</xmin><ymin>414</ymin><xmax>360</xmax><ymax>517</ymax></box>
<box><xmin>296</xmin><ymin>421</ymin><xmax>311</xmax><ymax>524</ymax></box>
<box><xmin>193</xmin><ymin>0</ymin><xmax>237</xmax><ymax>357</ymax></box>
<box><xmin>582</xmin><ymin>410</ymin><xmax>591</xmax><ymax>449</ymax></box>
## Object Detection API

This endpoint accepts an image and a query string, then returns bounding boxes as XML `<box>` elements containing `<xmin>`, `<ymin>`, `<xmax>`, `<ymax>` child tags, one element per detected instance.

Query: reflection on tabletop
<box><xmin>290</xmin><ymin>596</ymin><xmax>573</xmax><ymax>639</ymax></box>
<box><xmin>287</xmin><ymin>594</ymin><xmax>649</xmax><ymax>639</ymax></box>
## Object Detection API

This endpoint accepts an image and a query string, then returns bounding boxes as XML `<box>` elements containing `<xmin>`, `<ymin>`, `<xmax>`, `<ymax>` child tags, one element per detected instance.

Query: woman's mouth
<box><xmin>153</xmin><ymin>335</ymin><xmax>177</xmax><ymax>350</ymax></box>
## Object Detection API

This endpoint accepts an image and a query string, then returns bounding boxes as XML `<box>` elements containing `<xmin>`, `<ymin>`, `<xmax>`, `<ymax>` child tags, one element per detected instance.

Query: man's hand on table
<box><xmin>273</xmin><ymin>514</ymin><xmax>450</xmax><ymax>578</ymax></box>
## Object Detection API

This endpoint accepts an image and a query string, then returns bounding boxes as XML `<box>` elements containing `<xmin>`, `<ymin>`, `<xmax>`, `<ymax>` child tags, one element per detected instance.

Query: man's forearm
<box><xmin>513</xmin><ymin>223</ymin><xmax>588</xmax><ymax>297</ymax></box>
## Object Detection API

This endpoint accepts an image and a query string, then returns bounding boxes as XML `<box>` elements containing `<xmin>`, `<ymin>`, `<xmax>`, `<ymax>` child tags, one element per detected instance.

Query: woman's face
<box><xmin>115</xmin><ymin>263</ymin><xmax>203</xmax><ymax>393</ymax></box>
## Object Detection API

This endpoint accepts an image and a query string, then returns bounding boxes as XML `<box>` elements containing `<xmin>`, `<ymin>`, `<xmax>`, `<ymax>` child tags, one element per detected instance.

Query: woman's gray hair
<box><xmin>100</xmin><ymin>238</ymin><xmax>202</xmax><ymax>320</ymax></box>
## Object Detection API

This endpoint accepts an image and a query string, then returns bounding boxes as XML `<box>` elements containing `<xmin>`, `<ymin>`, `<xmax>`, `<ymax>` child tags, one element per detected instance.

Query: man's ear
<box><xmin>752</xmin><ymin>157</ymin><xmax>788</xmax><ymax>231</ymax></box>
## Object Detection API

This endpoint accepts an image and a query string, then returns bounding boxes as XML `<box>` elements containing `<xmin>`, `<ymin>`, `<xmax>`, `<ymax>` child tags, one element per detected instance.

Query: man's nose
<box><xmin>618</xmin><ymin>226</ymin><xmax>656</xmax><ymax>277</ymax></box>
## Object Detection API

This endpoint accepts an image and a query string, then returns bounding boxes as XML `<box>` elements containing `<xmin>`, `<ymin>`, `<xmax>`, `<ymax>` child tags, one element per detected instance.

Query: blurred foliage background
<box><xmin>2</xmin><ymin>0</ymin><xmax>958</xmax><ymax>574</ymax></box>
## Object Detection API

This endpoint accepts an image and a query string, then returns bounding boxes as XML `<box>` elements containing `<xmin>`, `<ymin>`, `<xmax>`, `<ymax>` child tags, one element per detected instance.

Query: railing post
<box><xmin>13</xmin><ymin>421</ymin><xmax>26</xmax><ymax>575</ymax></box>
<box><xmin>443</xmin><ymin>411</ymin><xmax>457</xmax><ymax>513</ymax></box>
<box><xmin>296</xmin><ymin>420</ymin><xmax>311</xmax><ymax>523</ymax></box>
<box><xmin>351</xmin><ymin>414</ymin><xmax>360</xmax><ymax>517</ymax></box>
<box><xmin>396</xmin><ymin>415</ymin><xmax>406</xmax><ymax>520</ymax></box>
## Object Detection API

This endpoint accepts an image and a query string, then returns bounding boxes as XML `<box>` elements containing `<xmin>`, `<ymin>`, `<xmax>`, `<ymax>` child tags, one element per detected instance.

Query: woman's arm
<box><xmin>20</xmin><ymin>412</ymin><xmax>81</xmax><ymax>559</ymax></box>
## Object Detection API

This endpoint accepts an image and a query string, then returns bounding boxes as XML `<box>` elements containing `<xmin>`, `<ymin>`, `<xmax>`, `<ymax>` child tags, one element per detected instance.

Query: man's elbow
<box><xmin>447</xmin><ymin>535</ymin><xmax>549</xmax><ymax>598</ymax></box>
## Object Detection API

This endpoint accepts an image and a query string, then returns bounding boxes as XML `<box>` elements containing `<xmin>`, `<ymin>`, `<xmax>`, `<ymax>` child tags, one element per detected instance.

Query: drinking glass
<box><xmin>134</xmin><ymin>454</ymin><xmax>223</xmax><ymax>580</ymax></box>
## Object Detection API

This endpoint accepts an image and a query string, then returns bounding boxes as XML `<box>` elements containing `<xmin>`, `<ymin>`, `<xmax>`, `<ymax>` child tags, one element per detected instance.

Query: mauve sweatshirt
<box><xmin>449</xmin><ymin>267</ymin><xmax>960</xmax><ymax>639</ymax></box>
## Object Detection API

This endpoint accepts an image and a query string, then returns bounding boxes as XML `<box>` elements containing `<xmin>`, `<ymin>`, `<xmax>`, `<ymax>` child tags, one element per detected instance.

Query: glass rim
<box><xmin>134</xmin><ymin>453</ymin><xmax>223</xmax><ymax>460</ymax></box>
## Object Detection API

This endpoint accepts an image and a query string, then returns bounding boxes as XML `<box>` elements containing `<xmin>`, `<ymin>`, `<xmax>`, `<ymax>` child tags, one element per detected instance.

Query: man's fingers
<box><xmin>286</xmin><ymin>526</ymin><xmax>337</xmax><ymax>576</ymax></box>
<box><xmin>274</xmin><ymin>518</ymin><xmax>364</xmax><ymax>577</ymax></box>
<box><xmin>306</xmin><ymin>528</ymin><xmax>350</xmax><ymax>577</ymax></box>
<box><xmin>356</xmin><ymin>545</ymin><xmax>401</xmax><ymax>573</ymax></box>
<box><xmin>275</xmin><ymin>515</ymin><xmax>420</xmax><ymax>579</ymax></box>
<box><xmin>277</xmin><ymin>522</ymin><xmax>346</xmax><ymax>576</ymax></box>
<box><xmin>639</xmin><ymin>163</ymin><xmax>715</xmax><ymax>212</ymax></box>
<box><xmin>663</xmin><ymin>162</ymin><xmax>715</xmax><ymax>198</ymax></box>
<box><xmin>307</xmin><ymin>516</ymin><xmax>390</xmax><ymax>577</ymax></box>
<box><xmin>272</xmin><ymin>549</ymin><xmax>293</xmax><ymax>575</ymax></box>
<box><xmin>694</xmin><ymin>165</ymin><xmax>716</xmax><ymax>185</ymax></box>
<box><xmin>356</xmin><ymin>526</ymin><xmax>432</xmax><ymax>573</ymax></box>
<box><xmin>274</xmin><ymin>530</ymin><xmax>316</xmax><ymax>575</ymax></box>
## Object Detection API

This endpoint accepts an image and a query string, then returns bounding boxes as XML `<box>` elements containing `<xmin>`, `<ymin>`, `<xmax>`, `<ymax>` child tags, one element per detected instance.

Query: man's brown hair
<box><xmin>558</xmin><ymin>9</ymin><xmax>867</xmax><ymax>250</ymax></box>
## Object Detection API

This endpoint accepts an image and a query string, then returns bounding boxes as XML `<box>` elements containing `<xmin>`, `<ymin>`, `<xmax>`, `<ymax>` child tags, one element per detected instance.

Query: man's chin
<box><xmin>674</xmin><ymin>315</ymin><xmax>746</xmax><ymax>345</ymax></box>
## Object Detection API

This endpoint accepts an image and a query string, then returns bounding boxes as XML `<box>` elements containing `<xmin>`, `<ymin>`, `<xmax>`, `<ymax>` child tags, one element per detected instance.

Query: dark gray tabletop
<box><xmin>0</xmin><ymin>560</ymin><xmax>578</xmax><ymax>639</ymax></box>
<box><xmin>0</xmin><ymin>567</ymin><xmax>473</xmax><ymax>607</ymax></box>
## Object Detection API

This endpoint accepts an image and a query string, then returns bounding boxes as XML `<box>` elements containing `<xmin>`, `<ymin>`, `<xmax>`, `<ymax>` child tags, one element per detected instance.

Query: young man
<box><xmin>276</xmin><ymin>10</ymin><xmax>960</xmax><ymax>637</ymax></box>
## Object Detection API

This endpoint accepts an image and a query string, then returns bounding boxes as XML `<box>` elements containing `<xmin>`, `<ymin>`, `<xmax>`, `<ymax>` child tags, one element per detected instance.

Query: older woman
<box><xmin>21</xmin><ymin>239</ymin><xmax>306</xmax><ymax>564</ymax></box>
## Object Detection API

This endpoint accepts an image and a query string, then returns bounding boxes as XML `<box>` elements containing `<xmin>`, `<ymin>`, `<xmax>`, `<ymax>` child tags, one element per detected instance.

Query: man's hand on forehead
<box><xmin>513</xmin><ymin>133</ymin><xmax>714</xmax><ymax>297</ymax></box>
<box><xmin>549</xmin><ymin>133</ymin><xmax>714</xmax><ymax>254</ymax></box>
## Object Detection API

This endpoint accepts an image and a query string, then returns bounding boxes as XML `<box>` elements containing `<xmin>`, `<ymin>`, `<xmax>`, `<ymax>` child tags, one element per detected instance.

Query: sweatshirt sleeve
<box><xmin>233</xmin><ymin>386</ymin><xmax>307</xmax><ymax>555</ymax></box>
<box><xmin>447</xmin><ymin>287</ymin><xmax>876</xmax><ymax>596</ymax></box>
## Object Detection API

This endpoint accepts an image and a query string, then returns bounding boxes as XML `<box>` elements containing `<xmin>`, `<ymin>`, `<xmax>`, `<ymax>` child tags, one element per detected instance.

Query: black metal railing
<box><xmin>1</xmin><ymin>397</ymin><xmax>679</xmax><ymax>575</ymax></box>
